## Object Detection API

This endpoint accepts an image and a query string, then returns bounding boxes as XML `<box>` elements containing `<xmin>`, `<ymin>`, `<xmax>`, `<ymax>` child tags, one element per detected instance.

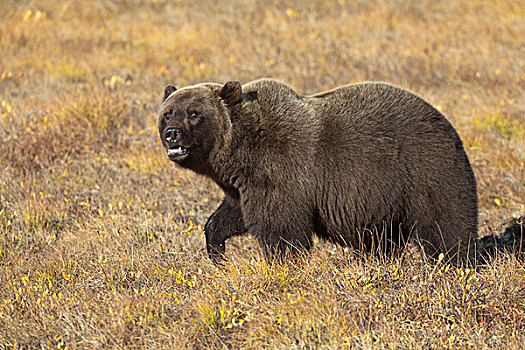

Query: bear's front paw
<box><xmin>207</xmin><ymin>240</ymin><xmax>226</xmax><ymax>265</ymax></box>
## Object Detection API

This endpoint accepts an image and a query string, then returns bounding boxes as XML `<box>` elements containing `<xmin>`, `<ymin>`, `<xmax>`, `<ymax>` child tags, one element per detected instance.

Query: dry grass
<box><xmin>1</xmin><ymin>0</ymin><xmax>524</xmax><ymax>348</ymax></box>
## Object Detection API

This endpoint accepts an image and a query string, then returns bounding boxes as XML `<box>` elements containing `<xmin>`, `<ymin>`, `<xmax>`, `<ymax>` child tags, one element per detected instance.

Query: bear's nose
<box><xmin>164</xmin><ymin>127</ymin><xmax>182</xmax><ymax>144</ymax></box>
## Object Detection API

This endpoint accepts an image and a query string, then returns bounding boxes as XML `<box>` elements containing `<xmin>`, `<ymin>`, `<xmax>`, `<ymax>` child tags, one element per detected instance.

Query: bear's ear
<box><xmin>220</xmin><ymin>81</ymin><xmax>242</xmax><ymax>106</ymax></box>
<box><xmin>163</xmin><ymin>85</ymin><xmax>177</xmax><ymax>101</ymax></box>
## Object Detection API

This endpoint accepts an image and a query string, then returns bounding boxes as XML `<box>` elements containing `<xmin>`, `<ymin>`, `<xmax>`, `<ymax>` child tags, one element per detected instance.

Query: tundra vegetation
<box><xmin>0</xmin><ymin>0</ymin><xmax>524</xmax><ymax>348</ymax></box>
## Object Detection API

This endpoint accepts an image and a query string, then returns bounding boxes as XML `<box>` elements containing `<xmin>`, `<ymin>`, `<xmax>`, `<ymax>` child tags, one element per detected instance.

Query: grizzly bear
<box><xmin>157</xmin><ymin>79</ymin><xmax>480</xmax><ymax>264</ymax></box>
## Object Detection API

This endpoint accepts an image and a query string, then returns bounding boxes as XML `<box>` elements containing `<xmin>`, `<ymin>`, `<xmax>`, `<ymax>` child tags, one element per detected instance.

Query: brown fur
<box><xmin>157</xmin><ymin>79</ymin><xmax>479</xmax><ymax>264</ymax></box>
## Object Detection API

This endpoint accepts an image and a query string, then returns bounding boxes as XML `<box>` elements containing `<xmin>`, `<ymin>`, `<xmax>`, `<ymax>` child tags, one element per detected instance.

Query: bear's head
<box><xmin>157</xmin><ymin>81</ymin><xmax>247</xmax><ymax>172</ymax></box>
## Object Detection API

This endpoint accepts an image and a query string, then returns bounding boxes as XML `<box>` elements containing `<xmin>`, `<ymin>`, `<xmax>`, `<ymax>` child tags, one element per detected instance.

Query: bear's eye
<box><xmin>163</xmin><ymin>111</ymin><xmax>171</xmax><ymax>120</ymax></box>
<box><xmin>188</xmin><ymin>111</ymin><xmax>199</xmax><ymax>120</ymax></box>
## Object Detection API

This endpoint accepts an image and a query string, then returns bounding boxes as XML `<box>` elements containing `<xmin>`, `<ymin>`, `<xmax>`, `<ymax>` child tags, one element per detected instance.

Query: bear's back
<box><xmin>304</xmin><ymin>82</ymin><xmax>466</xmax><ymax>171</ymax></box>
<box><xmin>307</xmin><ymin>82</ymin><xmax>453</xmax><ymax>140</ymax></box>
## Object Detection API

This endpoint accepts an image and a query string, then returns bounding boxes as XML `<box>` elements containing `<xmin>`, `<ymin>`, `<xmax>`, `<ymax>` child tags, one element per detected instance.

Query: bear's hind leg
<box><xmin>415</xmin><ymin>220</ymin><xmax>475</xmax><ymax>265</ymax></box>
<box><xmin>380</xmin><ymin>220</ymin><xmax>413</xmax><ymax>258</ymax></box>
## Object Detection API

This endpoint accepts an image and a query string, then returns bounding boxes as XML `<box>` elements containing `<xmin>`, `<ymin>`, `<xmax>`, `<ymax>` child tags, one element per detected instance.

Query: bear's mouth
<box><xmin>167</xmin><ymin>145</ymin><xmax>189</xmax><ymax>160</ymax></box>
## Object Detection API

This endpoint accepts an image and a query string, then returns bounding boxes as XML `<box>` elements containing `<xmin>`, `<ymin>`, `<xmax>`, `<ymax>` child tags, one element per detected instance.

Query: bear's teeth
<box><xmin>168</xmin><ymin>147</ymin><xmax>184</xmax><ymax>156</ymax></box>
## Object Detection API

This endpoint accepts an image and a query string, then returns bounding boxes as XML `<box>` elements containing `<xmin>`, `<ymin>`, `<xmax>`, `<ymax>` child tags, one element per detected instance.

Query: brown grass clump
<box><xmin>0</xmin><ymin>0</ymin><xmax>524</xmax><ymax>348</ymax></box>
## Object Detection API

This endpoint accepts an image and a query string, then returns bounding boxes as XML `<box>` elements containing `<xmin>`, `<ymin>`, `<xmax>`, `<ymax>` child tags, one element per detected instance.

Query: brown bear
<box><xmin>157</xmin><ymin>79</ymin><xmax>480</xmax><ymax>264</ymax></box>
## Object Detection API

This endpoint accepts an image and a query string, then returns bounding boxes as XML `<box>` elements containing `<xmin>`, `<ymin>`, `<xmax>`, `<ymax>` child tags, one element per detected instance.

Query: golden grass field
<box><xmin>1</xmin><ymin>0</ymin><xmax>524</xmax><ymax>348</ymax></box>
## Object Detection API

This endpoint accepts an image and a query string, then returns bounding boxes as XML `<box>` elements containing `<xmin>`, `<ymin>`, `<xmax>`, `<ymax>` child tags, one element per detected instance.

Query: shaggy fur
<box><xmin>158</xmin><ymin>79</ymin><xmax>479</xmax><ymax>264</ymax></box>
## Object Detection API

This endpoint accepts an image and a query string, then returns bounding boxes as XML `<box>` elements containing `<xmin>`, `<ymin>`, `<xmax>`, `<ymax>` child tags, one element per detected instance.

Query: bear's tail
<box><xmin>476</xmin><ymin>216</ymin><xmax>525</xmax><ymax>264</ymax></box>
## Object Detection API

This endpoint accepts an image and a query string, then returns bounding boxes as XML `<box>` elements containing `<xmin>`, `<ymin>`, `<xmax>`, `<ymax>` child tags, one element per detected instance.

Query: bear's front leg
<box><xmin>241</xmin><ymin>188</ymin><xmax>314</xmax><ymax>262</ymax></box>
<box><xmin>204</xmin><ymin>197</ymin><xmax>246</xmax><ymax>263</ymax></box>
<box><xmin>257</xmin><ymin>229</ymin><xmax>314</xmax><ymax>262</ymax></box>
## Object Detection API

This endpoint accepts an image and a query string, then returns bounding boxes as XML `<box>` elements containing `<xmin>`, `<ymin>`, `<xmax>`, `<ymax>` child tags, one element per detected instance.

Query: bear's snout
<box><xmin>164</xmin><ymin>127</ymin><xmax>183</xmax><ymax>145</ymax></box>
